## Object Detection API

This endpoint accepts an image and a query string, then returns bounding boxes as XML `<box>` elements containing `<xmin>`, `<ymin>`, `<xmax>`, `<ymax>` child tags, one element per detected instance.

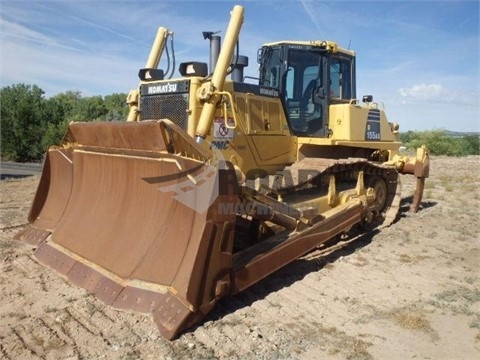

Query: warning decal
<box><xmin>214</xmin><ymin>118</ymin><xmax>234</xmax><ymax>140</ymax></box>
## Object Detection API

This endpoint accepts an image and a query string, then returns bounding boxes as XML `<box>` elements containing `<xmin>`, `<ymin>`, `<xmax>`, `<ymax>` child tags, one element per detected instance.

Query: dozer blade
<box><xmin>15</xmin><ymin>147</ymin><xmax>73</xmax><ymax>245</ymax></box>
<box><xmin>16</xmin><ymin>120</ymin><xmax>239</xmax><ymax>340</ymax></box>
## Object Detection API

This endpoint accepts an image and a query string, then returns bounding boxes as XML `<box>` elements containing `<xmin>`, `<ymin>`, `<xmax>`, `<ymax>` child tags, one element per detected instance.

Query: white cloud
<box><xmin>398</xmin><ymin>83</ymin><xmax>445</xmax><ymax>99</ymax></box>
<box><xmin>0</xmin><ymin>18</ymin><xmax>84</xmax><ymax>54</ymax></box>
<box><xmin>397</xmin><ymin>82</ymin><xmax>479</xmax><ymax>108</ymax></box>
<box><xmin>0</xmin><ymin>37</ymin><xmax>139</xmax><ymax>97</ymax></box>
<box><xmin>0</xmin><ymin>18</ymin><xmax>52</xmax><ymax>44</ymax></box>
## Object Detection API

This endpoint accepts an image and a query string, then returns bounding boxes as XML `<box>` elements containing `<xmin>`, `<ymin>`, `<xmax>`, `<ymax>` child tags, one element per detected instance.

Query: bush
<box><xmin>41</xmin><ymin>120</ymin><xmax>70</xmax><ymax>151</ymax></box>
<box><xmin>401</xmin><ymin>130</ymin><xmax>479</xmax><ymax>156</ymax></box>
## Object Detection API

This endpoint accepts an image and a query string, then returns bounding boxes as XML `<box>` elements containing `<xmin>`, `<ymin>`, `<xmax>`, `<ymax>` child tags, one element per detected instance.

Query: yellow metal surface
<box><xmin>328</xmin><ymin>103</ymin><xmax>399</xmax><ymax>142</ymax></box>
<box><xmin>145</xmin><ymin>27</ymin><xmax>169</xmax><ymax>69</ymax></box>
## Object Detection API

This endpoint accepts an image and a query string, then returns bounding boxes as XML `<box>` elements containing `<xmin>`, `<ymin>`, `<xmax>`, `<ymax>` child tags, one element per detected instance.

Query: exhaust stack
<box><xmin>203</xmin><ymin>31</ymin><xmax>221</xmax><ymax>75</ymax></box>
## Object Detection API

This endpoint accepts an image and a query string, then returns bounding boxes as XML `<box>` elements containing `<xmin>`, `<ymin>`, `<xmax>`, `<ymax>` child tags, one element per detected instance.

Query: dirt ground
<box><xmin>1</xmin><ymin>156</ymin><xmax>479</xmax><ymax>360</ymax></box>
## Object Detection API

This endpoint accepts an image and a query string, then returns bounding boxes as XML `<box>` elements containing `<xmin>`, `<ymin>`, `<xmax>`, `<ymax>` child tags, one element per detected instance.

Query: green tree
<box><xmin>1</xmin><ymin>84</ymin><xmax>47</xmax><ymax>161</ymax></box>
<box><xmin>1</xmin><ymin>85</ymin><xmax>133</xmax><ymax>160</ymax></box>
<box><xmin>41</xmin><ymin>118</ymin><xmax>70</xmax><ymax>151</ymax></box>
<box><xmin>41</xmin><ymin>91</ymin><xmax>82</xmax><ymax>148</ymax></box>
<box><xmin>69</xmin><ymin>95</ymin><xmax>108</xmax><ymax>121</ymax></box>
<box><xmin>47</xmin><ymin>91</ymin><xmax>82</xmax><ymax>121</ymax></box>
<box><xmin>104</xmin><ymin>93</ymin><xmax>128</xmax><ymax>121</ymax></box>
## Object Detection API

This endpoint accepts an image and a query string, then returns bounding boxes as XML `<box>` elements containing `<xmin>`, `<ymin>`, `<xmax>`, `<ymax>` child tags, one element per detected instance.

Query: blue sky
<box><xmin>1</xmin><ymin>0</ymin><xmax>478</xmax><ymax>132</ymax></box>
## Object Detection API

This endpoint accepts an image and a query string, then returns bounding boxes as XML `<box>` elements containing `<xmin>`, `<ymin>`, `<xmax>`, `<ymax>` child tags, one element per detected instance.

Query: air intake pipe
<box><xmin>231</xmin><ymin>55</ymin><xmax>248</xmax><ymax>82</ymax></box>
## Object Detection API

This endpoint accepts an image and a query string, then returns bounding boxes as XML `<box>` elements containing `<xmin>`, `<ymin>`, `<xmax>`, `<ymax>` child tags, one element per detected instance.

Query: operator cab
<box><xmin>258</xmin><ymin>41</ymin><xmax>356</xmax><ymax>137</ymax></box>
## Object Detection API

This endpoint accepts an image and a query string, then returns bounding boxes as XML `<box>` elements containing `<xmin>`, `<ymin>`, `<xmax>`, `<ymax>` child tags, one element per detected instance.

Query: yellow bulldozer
<box><xmin>16</xmin><ymin>5</ymin><xmax>429</xmax><ymax>340</ymax></box>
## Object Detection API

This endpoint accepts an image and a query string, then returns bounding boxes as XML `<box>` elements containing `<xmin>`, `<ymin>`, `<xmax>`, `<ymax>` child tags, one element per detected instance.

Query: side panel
<box><xmin>201</xmin><ymin>83</ymin><xmax>297</xmax><ymax>177</ymax></box>
<box><xmin>231</xmin><ymin>89</ymin><xmax>296</xmax><ymax>171</ymax></box>
<box><xmin>329</xmin><ymin>103</ymin><xmax>399</xmax><ymax>142</ymax></box>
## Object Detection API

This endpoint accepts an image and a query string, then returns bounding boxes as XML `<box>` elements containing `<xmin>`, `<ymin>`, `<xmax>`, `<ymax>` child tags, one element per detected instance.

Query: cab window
<box><xmin>330</xmin><ymin>57</ymin><xmax>353</xmax><ymax>100</ymax></box>
<box><xmin>259</xmin><ymin>48</ymin><xmax>281</xmax><ymax>88</ymax></box>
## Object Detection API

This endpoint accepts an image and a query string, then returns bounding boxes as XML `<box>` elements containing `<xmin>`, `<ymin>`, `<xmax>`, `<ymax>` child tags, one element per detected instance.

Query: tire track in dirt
<box><xmin>38</xmin><ymin>315</ymin><xmax>76</xmax><ymax>347</ymax></box>
<box><xmin>59</xmin><ymin>307</ymin><xmax>109</xmax><ymax>358</ymax></box>
<box><xmin>65</xmin><ymin>306</ymin><xmax>102</xmax><ymax>336</ymax></box>
<box><xmin>14</xmin><ymin>254</ymin><xmax>41</xmax><ymax>277</ymax></box>
<box><xmin>0</xmin><ymin>342</ymin><xmax>13</xmax><ymax>360</ymax></box>
<box><xmin>198</xmin><ymin>292</ymin><xmax>318</xmax><ymax>357</ymax></box>
<box><xmin>182</xmin><ymin>261</ymin><xmax>336</xmax><ymax>358</ymax></box>
<box><xmin>1</xmin><ymin>330</ymin><xmax>27</xmax><ymax>360</ymax></box>
<box><xmin>10</xmin><ymin>323</ymin><xmax>47</xmax><ymax>359</ymax></box>
<box><xmin>201</xmin><ymin>252</ymin><xmax>379</xmax><ymax>359</ymax></box>
<box><xmin>3</xmin><ymin>319</ymin><xmax>71</xmax><ymax>360</ymax></box>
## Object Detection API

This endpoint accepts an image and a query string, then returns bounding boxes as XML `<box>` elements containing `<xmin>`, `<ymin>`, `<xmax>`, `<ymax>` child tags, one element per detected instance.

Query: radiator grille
<box><xmin>139</xmin><ymin>93</ymin><xmax>189</xmax><ymax>130</ymax></box>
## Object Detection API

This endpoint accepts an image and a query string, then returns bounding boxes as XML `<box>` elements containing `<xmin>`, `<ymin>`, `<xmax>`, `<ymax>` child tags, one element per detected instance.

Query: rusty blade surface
<box><xmin>65</xmin><ymin>120</ymin><xmax>170</xmax><ymax>150</ymax></box>
<box><xmin>14</xmin><ymin>149</ymin><xmax>73</xmax><ymax>245</ymax></box>
<box><xmin>15</xmin><ymin>120</ymin><xmax>170</xmax><ymax>246</ymax></box>
<box><xmin>51</xmin><ymin>149</ymin><xmax>211</xmax><ymax>284</ymax></box>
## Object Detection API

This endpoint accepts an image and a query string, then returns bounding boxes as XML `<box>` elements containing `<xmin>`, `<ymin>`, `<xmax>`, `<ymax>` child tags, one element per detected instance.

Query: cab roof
<box><xmin>261</xmin><ymin>40</ymin><xmax>355</xmax><ymax>57</ymax></box>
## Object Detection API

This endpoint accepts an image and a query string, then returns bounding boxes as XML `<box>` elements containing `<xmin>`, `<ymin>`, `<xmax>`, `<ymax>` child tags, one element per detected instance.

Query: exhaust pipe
<box><xmin>203</xmin><ymin>32</ymin><xmax>221</xmax><ymax>75</ymax></box>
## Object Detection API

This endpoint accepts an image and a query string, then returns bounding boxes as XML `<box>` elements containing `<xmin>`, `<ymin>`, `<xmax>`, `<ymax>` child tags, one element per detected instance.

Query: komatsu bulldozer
<box><xmin>16</xmin><ymin>5</ymin><xmax>429</xmax><ymax>340</ymax></box>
